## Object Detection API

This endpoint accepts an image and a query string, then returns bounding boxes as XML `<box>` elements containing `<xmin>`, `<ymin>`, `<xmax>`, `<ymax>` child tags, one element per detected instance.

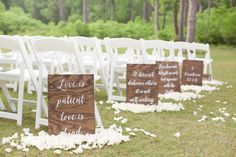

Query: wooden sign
<box><xmin>182</xmin><ymin>60</ymin><xmax>203</xmax><ymax>86</ymax></box>
<box><xmin>126</xmin><ymin>64</ymin><xmax>159</xmax><ymax>105</ymax></box>
<box><xmin>48</xmin><ymin>74</ymin><xmax>95</xmax><ymax>135</ymax></box>
<box><xmin>156</xmin><ymin>61</ymin><xmax>180</xmax><ymax>93</ymax></box>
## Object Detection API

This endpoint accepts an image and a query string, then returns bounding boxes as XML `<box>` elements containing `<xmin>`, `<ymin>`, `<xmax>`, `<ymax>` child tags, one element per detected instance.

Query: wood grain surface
<box><xmin>48</xmin><ymin>74</ymin><xmax>95</xmax><ymax>135</ymax></box>
<box><xmin>156</xmin><ymin>61</ymin><xmax>180</xmax><ymax>93</ymax></box>
<box><xmin>182</xmin><ymin>60</ymin><xmax>203</xmax><ymax>86</ymax></box>
<box><xmin>126</xmin><ymin>64</ymin><xmax>159</xmax><ymax>105</ymax></box>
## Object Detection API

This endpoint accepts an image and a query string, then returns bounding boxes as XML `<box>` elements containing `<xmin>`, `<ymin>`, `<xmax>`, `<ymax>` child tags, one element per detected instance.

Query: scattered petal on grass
<box><xmin>121</xmin><ymin>118</ymin><xmax>128</xmax><ymax>124</ymax></box>
<box><xmin>5</xmin><ymin>148</ymin><xmax>12</xmax><ymax>153</ymax></box>
<box><xmin>212</xmin><ymin>117</ymin><xmax>225</xmax><ymax>122</ymax></box>
<box><xmin>54</xmin><ymin>149</ymin><xmax>62</xmax><ymax>154</ymax></box>
<box><xmin>114</xmin><ymin>116</ymin><xmax>123</xmax><ymax>121</ymax></box>
<box><xmin>106</xmin><ymin>107</ymin><xmax>111</xmax><ymax>110</ymax></box>
<box><xmin>199</xmin><ymin>105</ymin><xmax>204</xmax><ymax>108</ymax></box>
<box><xmin>125</xmin><ymin>127</ymin><xmax>132</xmax><ymax>132</ymax></box>
<box><xmin>149</xmin><ymin>134</ymin><xmax>157</xmax><ymax>138</ymax></box>
<box><xmin>216</xmin><ymin>100</ymin><xmax>221</xmax><ymax>103</ymax></box>
<box><xmin>98</xmin><ymin>100</ymin><xmax>104</xmax><ymax>105</ymax></box>
<box><xmin>174</xmin><ymin>132</ymin><xmax>181</xmax><ymax>138</ymax></box>
<box><xmin>129</xmin><ymin>132</ymin><xmax>136</xmax><ymax>136</ymax></box>
<box><xmin>223</xmin><ymin>113</ymin><xmax>230</xmax><ymax>117</ymax></box>
<box><xmin>198</xmin><ymin>115</ymin><xmax>207</xmax><ymax>122</ymax></box>
<box><xmin>232</xmin><ymin>117</ymin><xmax>236</xmax><ymax>122</ymax></box>
<box><xmin>114</xmin><ymin>110</ymin><xmax>121</xmax><ymax>114</ymax></box>
<box><xmin>193</xmin><ymin>111</ymin><xmax>198</xmax><ymax>116</ymax></box>
<box><xmin>112</xmin><ymin>101</ymin><xmax>184</xmax><ymax>113</ymax></box>
<box><xmin>197</xmin><ymin>108</ymin><xmax>202</xmax><ymax>111</ymax></box>
<box><xmin>210</xmin><ymin>112</ymin><xmax>214</xmax><ymax>115</ymax></box>
<box><xmin>1</xmin><ymin>126</ymin><xmax>130</xmax><ymax>154</ymax></box>
<box><xmin>223</xmin><ymin>102</ymin><xmax>228</xmax><ymax>105</ymax></box>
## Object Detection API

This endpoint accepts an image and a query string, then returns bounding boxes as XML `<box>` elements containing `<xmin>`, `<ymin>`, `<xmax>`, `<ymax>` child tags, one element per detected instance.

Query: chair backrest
<box><xmin>141</xmin><ymin>39</ymin><xmax>174</xmax><ymax>62</ymax></box>
<box><xmin>30</xmin><ymin>37</ymin><xmax>85</xmax><ymax>74</ymax></box>
<box><xmin>105</xmin><ymin>37</ymin><xmax>144</xmax><ymax>63</ymax></box>
<box><xmin>0</xmin><ymin>35</ymin><xmax>22</xmax><ymax>51</ymax></box>
<box><xmin>193</xmin><ymin>42</ymin><xmax>211</xmax><ymax>60</ymax></box>
<box><xmin>173</xmin><ymin>41</ymin><xmax>195</xmax><ymax>60</ymax></box>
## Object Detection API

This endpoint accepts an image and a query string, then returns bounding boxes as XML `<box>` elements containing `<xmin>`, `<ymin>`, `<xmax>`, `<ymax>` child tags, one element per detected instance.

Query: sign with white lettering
<box><xmin>126</xmin><ymin>64</ymin><xmax>159</xmax><ymax>105</ymax></box>
<box><xmin>48</xmin><ymin>74</ymin><xmax>95</xmax><ymax>135</ymax></box>
<box><xmin>156</xmin><ymin>61</ymin><xmax>180</xmax><ymax>93</ymax></box>
<box><xmin>182</xmin><ymin>60</ymin><xmax>203</xmax><ymax>86</ymax></box>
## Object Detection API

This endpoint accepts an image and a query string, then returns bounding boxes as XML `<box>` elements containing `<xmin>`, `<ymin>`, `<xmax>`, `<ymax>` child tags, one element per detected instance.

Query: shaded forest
<box><xmin>0</xmin><ymin>0</ymin><xmax>236</xmax><ymax>45</ymax></box>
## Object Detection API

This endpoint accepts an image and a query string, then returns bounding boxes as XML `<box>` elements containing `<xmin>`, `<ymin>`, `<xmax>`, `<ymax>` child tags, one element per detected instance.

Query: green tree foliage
<box><xmin>0</xmin><ymin>0</ymin><xmax>235</xmax><ymax>45</ymax></box>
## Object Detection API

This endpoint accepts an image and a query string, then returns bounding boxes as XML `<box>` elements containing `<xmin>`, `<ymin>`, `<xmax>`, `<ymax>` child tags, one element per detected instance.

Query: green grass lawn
<box><xmin>0</xmin><ymin>46</ymin><xmax>236</xmax><ymax>157</ymax></box>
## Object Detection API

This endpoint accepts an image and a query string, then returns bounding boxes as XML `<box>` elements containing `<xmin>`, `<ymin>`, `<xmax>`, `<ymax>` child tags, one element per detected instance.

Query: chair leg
<box><xmin>114</xmin><ymin>72</ymin><xmax>122</xmax><ymax>96</ymax></box>
<box><xmin>17</xmin><ymin>75</ymin><xmax>25</xmax><ymax>126</ymax></box>
<box><xmin>95</xmin><ymin>103</ymin><xmax>103</xmax><ymax>127</ymax></box>
<box><xmin>0</xmin><ymin>97</ymin><xmax>6</xmax><ymax>110</ymax></box>
<box><xmin>0</xmin><ymin>82</ymin><xmax>16</xmax><ymax>112</ymax></box>
<box><xmin>108</xmin><ymin>67</ymin><xmax>114</xmax><ymax>102</ymax></box>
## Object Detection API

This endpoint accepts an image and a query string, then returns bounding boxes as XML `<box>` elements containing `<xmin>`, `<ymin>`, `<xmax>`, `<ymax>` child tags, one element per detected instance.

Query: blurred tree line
<box><xmin>0</xmin><ymin>0</ymin><xmax>236</xmax><ymax>45</ymax></box>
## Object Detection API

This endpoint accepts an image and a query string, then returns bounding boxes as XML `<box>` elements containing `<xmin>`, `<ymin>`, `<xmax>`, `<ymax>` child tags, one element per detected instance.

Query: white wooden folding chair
<box><xmin>29</xmin><ymin>37</ymin><xmax>102</xmax><ymax>128</ymax></box>
<box><xmin>193</xmin><ymin>42</ymin><xmax>213</xmax><ymax>78</ymax></box>
<box><xmin>0</xmin><ymin>36</ymin><xmax>20</xmax><ymax>92</ymax></box>
<box><xmin>141</xmin><ymin>39</ymin><xmax>175</xmax><ymax>63</ymax></box>
<box><xmin>0</xmin><ymin>35</ymin><xmax>36</xmax><ymax>125</ymax></box>
<box><xmin>105</xmin><ymin>38</ymin><xmax>144</xmax><ymax>102</ymax></box>
<box><xmin>172</xmin><ymin>41</ymin><xmax>193</xmax><ymax>63</ymax></box>
<box><xmin>71</xmin><ymin>36</ymin><xmax>109</xmax><ymax>94</ymax></box>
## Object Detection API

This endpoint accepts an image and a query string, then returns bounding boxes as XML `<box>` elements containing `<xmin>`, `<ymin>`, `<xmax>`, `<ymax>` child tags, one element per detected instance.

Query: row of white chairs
<box><xmin>0</xmin><ymin>35</ymin><xmax>213</xmax><ymax>128</ymax></box>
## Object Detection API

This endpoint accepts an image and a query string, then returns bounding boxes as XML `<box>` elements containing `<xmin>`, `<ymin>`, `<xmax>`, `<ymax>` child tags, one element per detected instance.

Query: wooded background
<box><xmin>0</xmin><ymin>0</ymin><xmax>235</xmax><ymax>45</ymax></box>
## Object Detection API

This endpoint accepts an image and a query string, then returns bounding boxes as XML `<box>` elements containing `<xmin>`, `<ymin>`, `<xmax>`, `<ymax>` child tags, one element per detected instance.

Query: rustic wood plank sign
<box><xmin>126</xmin><ymin>64</ymin><xmax>159</xmax><ymax>105</ymax></box>
<box><xmin>182</xmin><ymin>60</ymin><xmax>203</xmax><ymax>86</ymax></box>
<box><xmin>48</xmin><ymin>74</ymin><xmax>95</xmax><ymax>135</ymax></box>
<box><xmin>156</xmin><ymin>61</ymin><xmax>180</xmax><ymax>93</ymax></box>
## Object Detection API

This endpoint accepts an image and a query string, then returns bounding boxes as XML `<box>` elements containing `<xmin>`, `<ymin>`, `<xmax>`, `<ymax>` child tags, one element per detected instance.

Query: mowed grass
<box><xmin>0</xmin><ymin>46</ymin><xmax>236</xmax><ymax>157</ymax></box>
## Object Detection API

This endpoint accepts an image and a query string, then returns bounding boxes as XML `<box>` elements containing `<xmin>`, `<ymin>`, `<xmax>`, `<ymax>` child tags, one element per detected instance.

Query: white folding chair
<box><xmin>0</xmin><ymin>35</ymin><xmax>36</xmax><ymax>125</ymax></box>
<box><xmin>141</xmin><ymin>39</ymin><xmax>175</xmax><ymax>63</ymax></box>
<box><xmin>105</xmin><ymin>38</ymin><xmax>144</xmax><ymax>102</ymax></box>
<box><xmin>193</xmin><ymin>42</ymin><xmax>213</xmax><ymax>78</ymax></box>
<box><xmin>0</xmin><ymin>36</ymin><xmax>20</xmax><ymax>92</ymax></box>
<box><xmin>172</xmin><ymin>41</ymin><xmax>196</xmax><ymax>64</ymax></box>
<box><xmin>29</xmin><ymin>37</ymin><xmax>102</xmax><ymax>128</ymax></box>
<box><xmin>71</xmin><ymin>36</ymin><xmax>109</xmax><ymax>94</ymax></box>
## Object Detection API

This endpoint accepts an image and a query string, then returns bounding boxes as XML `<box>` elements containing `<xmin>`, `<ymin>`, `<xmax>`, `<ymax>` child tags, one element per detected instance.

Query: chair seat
<box><xmin>0</xmin><ymin>68</ymin><xmax>39</xmax><ymax>81</ymax></box>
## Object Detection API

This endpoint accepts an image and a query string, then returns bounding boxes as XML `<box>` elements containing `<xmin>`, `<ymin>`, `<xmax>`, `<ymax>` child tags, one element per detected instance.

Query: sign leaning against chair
<box><xmin>48</xmin><ymin>74</ymin><xmax>95</xmax><ymax>135</ymax></box>
<box><xmin>126</xmin><ymin>64</ymin><xmax>159</xmax><ymax>105</ymax></box>
<box><xmin>182</xmin><ymin>60</ymin><xmax>204</xmax><ymax>86</ymax></box>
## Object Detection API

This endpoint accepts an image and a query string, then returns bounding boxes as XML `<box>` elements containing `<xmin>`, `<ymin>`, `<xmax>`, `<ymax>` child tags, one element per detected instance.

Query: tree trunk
<box><xmin>129</xmin><ymin>0</ymin><xmax>134</xmax><ymax>21</ymax></box>
<box><xmin>102</xmin><ymin>0</ymin><xmax>106</xmax><ymax>20</ymax></box>
<box><xmin>33</xmin><ymin>2</ymin><xmax>40</xmax><ymax>20</ymax></box>
<box><xmin>58</xmin><ymin>0</ymin><xmax>66</xmax><ymax>21</ymax></box>
<box><xmin>208</xmin><ymin>0</ymin><xmax>211</xmax><ymax>17</ymax></box>
<box><xmin>230</xmin><ymin>0</ymin><xmax>233</xmax><ymax>7</ymax></box>
<box><xmin>83</xmin><ymin>0</ymin><xmax>89</xmax><ymax>23</ymax></box>
<box><xmin>111</xmin><ymin>0</ymin><xmax>115</xmax><ymax>20</ymax></box>
<box><xmin>199</xmin><ymin>0</ymin><xmax>203</xmax><ymax>12</ymax></box>
<box><xmin>18</xmin><ymin>0</ymin><xmax>27</xmax><ymax>12</ymax></box>
<box><xmin>187</xmin><ymin>0</ymin><xmax>197</xmax><ymax>42</ymax></box>
<box><xmin>173</xmin><ymin>0</ymin><xmax>179</xmax><ymax>37</ymax></box>
<box><xmin>184</xmin><ymin>0</ymin><xmax>188</xmax><ymax>28</ymax></box>
<box><xmin>142</xmin><ymin>0</ymin><xmax>146</xmax><ymax>21</ymax></box>
<box><xmin>2</xmin><ymin>0</ymin><xmax>10</xmax><ymax>10</ymax></box>
<box><xmin>146</xmin><ymin>1</ymin><xmax>152</xmax><ymax>22</ymax></box>
<box><xmin>178</xmin><ymin>0</ymin><xmax>185</xmax><ymax>41</ymax></box>
<box><xmin>162</xmin><ymin>3</ymin><xmax>166</xmax><ymax>29</ymax></box>
<box><xmin>154</xmin><ymin>0</ymin><xmax>159</xmax><ymax>33</ymax></box>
